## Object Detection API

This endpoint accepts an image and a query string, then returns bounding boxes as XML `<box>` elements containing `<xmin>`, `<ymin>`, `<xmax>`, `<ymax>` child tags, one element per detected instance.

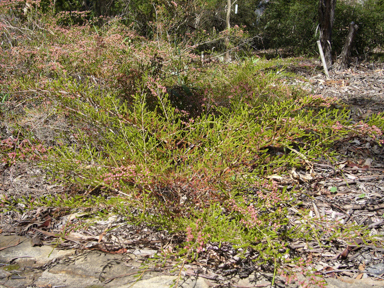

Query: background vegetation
<box><xmin>34</xmin><ymin>0</ymin><xmax>384</xmax><ymax>58</ymax></box>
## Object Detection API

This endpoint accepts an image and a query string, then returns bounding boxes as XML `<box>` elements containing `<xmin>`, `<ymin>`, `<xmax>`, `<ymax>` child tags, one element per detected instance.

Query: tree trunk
<box><xmin>95</xmin><ymin>0</ymin><xmax>110</xmax><ymax>16</ymax></box>
<box><xmin>337</xmin><ymin>22</ymin><xmax>358</xmax><ymax>70</ymax></box>
<box><xmin>225</xmin><ymin>0</ymin><xmax>231</xmax><ymax>62</ymax></box>
<box><xmin>318</xmin><ymin>0</ymin><xmax>336</xmax><ymax>68</ymax></box>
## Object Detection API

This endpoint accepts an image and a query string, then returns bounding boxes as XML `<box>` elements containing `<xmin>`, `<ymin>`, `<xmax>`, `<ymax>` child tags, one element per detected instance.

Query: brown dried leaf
<box><xmin>40</xmin><ymin>216</ymin><xmax>51</xmax><ymax>228</ymax></box>
<box><xmin>324</xmin><ymin>266</ymin><xmax>335</xmax><ymax>278</ymax></box>
<box><xmin>353</xmin><ymin>238</ymin><xmax>364</xmax><ymax>246</ymax></box>
<box><xmin>355</xmin><ymin>273</ymin><xmax>363</xmax><ymax>280</ymax></box>
<box><xmin>98</xmin><ymin>232</ymin><xmax>106</xmax><ymax>243</ymax></box>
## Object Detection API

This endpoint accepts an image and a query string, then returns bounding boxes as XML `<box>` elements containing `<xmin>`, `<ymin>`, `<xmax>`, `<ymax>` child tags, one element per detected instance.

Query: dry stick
<box><xmin>34</xmin><ymin>228</ymin><xmax>82</xmax><ymax>245</ymax></box>
<box><xmin>317</xmin><ymin>40</ymin><xmax>330</xmax><ymax>79</ymax></box>
<box><xmin>334</xmin><ymin>175</ymin><xmax>384</xmax><ymax>186</ymax></box>
<box><xmin>32</xmin><ymin>21</ymin><xmax>55</xmax><ymax>35</ymax></box>
<box><xmin>283</xmin><ymin>145</ymin><xmax>313</xmax><ymax>169</ymax></box>
<box><xmin>233</xmin><ymin>285</ymin><xmax>271</xmax><ymax>288</ymax></box>
<box><xmin>368</xmin><ymin>220</ymin><xmax>384</xmax><ymax>228</ymax></box>
<box><xmin>175</xmin><ymin>260</ymin><xmax>185</xmax><ymax>288</ymax></box>
<box><xmin>78</xmin><ymin>176</ymin><xmax>131</xmax><ymax>198</ymax></box>
<box><xmin>225</xmin><ymin>0</ymin><xmax>231</xmax><ymax>62</ymax></box>
<box><xmin>185</xmin><ymin>271</ymin><xmax>219</xmax><ymax>280</ymax></box>
<box><xmin>322</xmin><ymin>269</ymin><xmax>360</xmax><ymax>274</ymax></box>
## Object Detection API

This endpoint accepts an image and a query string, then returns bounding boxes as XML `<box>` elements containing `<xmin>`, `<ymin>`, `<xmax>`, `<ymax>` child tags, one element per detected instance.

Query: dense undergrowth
<box><xmin>1</xmin><ymin>1</ymin><xmax>384</xmax><ymax>284</ymax></box>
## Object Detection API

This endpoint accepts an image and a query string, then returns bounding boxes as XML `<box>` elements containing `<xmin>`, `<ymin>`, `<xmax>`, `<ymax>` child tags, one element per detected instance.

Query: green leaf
<box><xmin>329</xmin><ymin>187</ymin><xmax>337</xmax><ymax>193</ymax></box>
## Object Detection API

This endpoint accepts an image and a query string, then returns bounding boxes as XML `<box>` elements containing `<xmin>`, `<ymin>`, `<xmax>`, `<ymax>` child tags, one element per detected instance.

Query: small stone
<box><xmin>31</xmin><ymin>234</ymin><xmax>43</xmax><ymax>247</ymax></box>
<box><xmin>132</xmin><ymin>249</ymin><xmax>157</xmax><ymax>257</ymax></box>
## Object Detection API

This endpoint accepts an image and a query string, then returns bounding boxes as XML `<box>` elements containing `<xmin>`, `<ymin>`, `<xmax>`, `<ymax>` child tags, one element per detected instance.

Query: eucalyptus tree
<box><xmin>318</xmin><ymin>0</ymin><xmax>336</xmax><ymax>67</ymax></box>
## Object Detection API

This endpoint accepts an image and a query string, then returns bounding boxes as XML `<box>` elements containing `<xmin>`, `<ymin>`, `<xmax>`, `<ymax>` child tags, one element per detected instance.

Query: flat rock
<box><xmin>36</xmin><ymin>270</ymin><xmax>101</xmax><ymax>288</ymax></box>
<box><xmin>326</xmin><ymin>277</ymin><xmax>384</xmax><ymax>288</ymax></box>
<box><xmin>121</xmin><ymin>275</ymin><xmax>210</xmax><ymax>288</ymax></box>
<box><xmin>35</xmin><ymin>251</ymin><xmax>145</xmax><ymax>288</ymax></box>
<box><xmin>0</xmin><ymin>235</ymin><xmax>75</xmax><ymax>265</ymax></box>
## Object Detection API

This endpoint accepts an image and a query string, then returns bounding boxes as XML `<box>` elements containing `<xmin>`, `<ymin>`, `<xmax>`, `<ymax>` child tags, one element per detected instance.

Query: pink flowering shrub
<box><xmin>355</xmin><ymin>121</ymin><xmax>383</xmax><ymax>141</ymax></box>
<box><xmin>184</xmin><ymin>220</ymin><xmax>210</xmax><ymax>255</ymax></box>
<box><xmin>0</xmin><ymin>137</ymin><xmax>49</xmax><ymax>165</ymax></box>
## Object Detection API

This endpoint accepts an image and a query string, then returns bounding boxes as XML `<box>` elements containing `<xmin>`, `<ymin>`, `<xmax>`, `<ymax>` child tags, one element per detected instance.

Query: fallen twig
<box><xmin>334</xmin><ymin>175</ymin><xmax>384</xmax><ymax>186</ymax></box>
<box><xmin>322</xmin><ymin>269</ymin><xmax>360</xmax><ymax>274</ymax></box>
